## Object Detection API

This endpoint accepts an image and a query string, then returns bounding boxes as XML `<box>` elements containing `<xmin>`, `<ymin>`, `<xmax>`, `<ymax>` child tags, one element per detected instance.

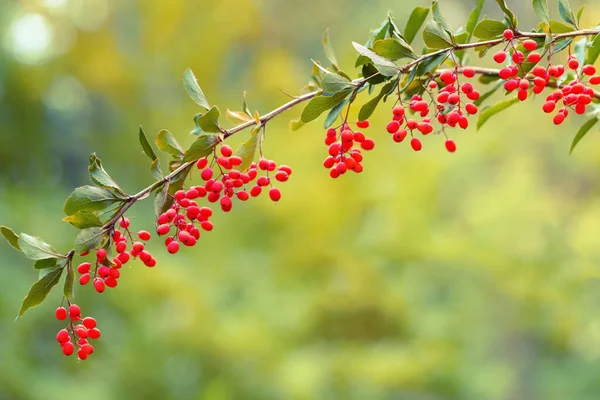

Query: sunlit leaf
<box><xmin>477</xmin><ymin>97</ymin><xmax>520</xmax><ymax>130</ymax></box>
<box><xmin>301</xmin><ymin>90</ymin><xmax>352</xmax><ymax>123</ymax></box>
<box><xmin>18</xmin><ymin>267</ymin><xmax>63</xmax><ymax>318</ymax></box>
<box><xmin>570</xmin><ymin>117</ymin><xmax>598</xmax><ymax>154</ymax></box>
<box><xmin>156</xmin><ymin>129</ymin><xmax>184</xmax><ymax>158</ymax></box>
<box><xmin>63</xmin><ymin>186</ymin><xmax>123</xmax><ymax>216</ymax></box>
<box><xmin>1</xmin><ymin>226</ymin><xmax>20</xmax><ymax>250</ymax></box>
<box><xmin>182</xmin><ymin>68</ymin><xmax>210</xmax><ymax>110</ymax></box>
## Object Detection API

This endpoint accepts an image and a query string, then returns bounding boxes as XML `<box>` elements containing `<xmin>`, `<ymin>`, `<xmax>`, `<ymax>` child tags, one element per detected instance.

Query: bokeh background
<box><xmin>1</xmin><ymin>0</ymin><xmax>600</xmax><ymax>399</ymax></box>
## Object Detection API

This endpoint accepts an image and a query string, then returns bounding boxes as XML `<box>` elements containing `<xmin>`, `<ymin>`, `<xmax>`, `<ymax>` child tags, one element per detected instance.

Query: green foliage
<box><xmin>74</xmin><ymin>227</ymin><xmax>105</xmax><ymax>254</ymax></box>
<box><xmin>423</xmin><ymin>21</ymin><xmax>454</xmax><ymax>49</ymax></box>
<box><xmin>359</xmin><ymin>81</ymin><xmax>396</xmax><ymax>122</ymax></box>
<box><xmin>558</xmin><ymin>0</ymin><xmax>577</xmax><ymax>27</ymax></box>
<box><xmin>63</xmin><ymin>186</ymin><xmax>125</xmax><ymax>216</ymax></box>
<box><xmin>321</xmin><ymin>73</ymin><xmax>356</xmax><ymax>93</ymax></box>
<box><xmin>533</xmin><ymin>0</ymin><xmax>551</xmax><ymax>26</ymax></box>
<box><xmin>585</xmin><ymin>33</ymin><xmax>600</xmax><ymax>65</ymax></box>
<box><xmin>322</xmin><ymin>28</ymin><xmax>339</xmax><ymax>68</ymax></box>
<box><xmin>404</xmin><ymin>6</ymin><xmax>430</xmax><ymax>44</ymax></box>
<box><xmin>88</xmin><ymin>154</ymin><xmax>124</xmax><ymax>194</ymax></box>
<box><xmin>18</xmin><ymin>267</ymin><xmax>64</xmax><ymax>318</ymax></box>
<box><xmin>465</xmin><ymin>0</ymin><xmax>485</xmax><ymax>40</ymax></box>
<box><xmin>495</xmin><ymin>0</ymin><xmax>518</xmax><ymax>28</ymax></box>
<box><xmin>183</xmin><ymin>134</ymin><xmax>219</xmax><ymax>162</ymax></box>
<box><xmin>473</xmin><ymin>19</ymin><xmax>508</xmax><ymax>39</ymax></box>
<box><xmin>1</xmin><ymin>226</ymin><xmax>20</xmax><ymax>250</ymax></box>
<box><xmin>235</xmin><ymin>127</ymin><xmax>261</xmax><ymax>171</ymax></box>
<box><xmin>155</xmin><ymin>129</ymin><xmax>185</xmax><ymax>158</ymax></box>
<box><xmin>352</xmin><ymin>42</ymin><xmax>400</xmax><ymax>77</ymax></box>
<box><xmin>194</xmin><ymin>106</ymin><xmax>222</xmax><ymax>134</ymax></box>
<box><xmin>62</xmin><ymin>212</ymin><xmax>103</xmax><ymax>229</ymax></box>
<box><xmin>570</xmin><ymin>117</ymin><xmax>599</xmax><ymax>153</ymax></box>
<box><xmin>301</xmin><ymin>90</ymin><xmax>353</xmax><ymax>123</ymax></box>
<box><xmin>18</xmin><ymin>233</ymin><xmax>59</xmax><ymax>260</ymax></box>
<box><xmin>182</xmin><ymin>68</ymin><xmax>210</xmax><ymax>110</ymax></box>
<box><xmin>477</xmin><ymin>98</ymin><xmax>520</xmax><ymax>130</ymax></box>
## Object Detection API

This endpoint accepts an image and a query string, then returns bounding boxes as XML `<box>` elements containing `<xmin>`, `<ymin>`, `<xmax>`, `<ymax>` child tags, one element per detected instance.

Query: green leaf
<box><xmin>358</xmin><ymin>81</ymin><xmax>396</xmax><ymax>122</ymax></box>
<box><xmin>194</xmin><ymin>106</ymin><xmax>222</xmax><ymax>134</ymax></box>
<box><xmin>322</xmin><ymin>29</ymin><xmax>338</xmax><ymax>68</ymax></box>
<box><xmin>182</xmin><ymin>68</ymin><xmax>210</xmax><ymax>110</ymax></box>
<box><xmin>570</xmin><ymin>117</ymin><xmax>598</xmax><ymax>154</ymax></box>
<box><xmin>301</xmin><ymin>90</ymin><xmax>352</xmax><ymax>123</ymax></box>
<box><xmin>585</xmin><ymin>34</ymin><xmax>600</xmax><ymax>66</ymax></box>
<box><xmin>423</xmin><ymin>21</ymin><xmax>454</xmax><ymax>49</ymax></box>
<box><xmin>150</xmin><ymin>158</ymin><xmax>163</xmax><ymax>180</ymax></box>
<box><xmin>466</xmin><ymin>0</ymin><xmax>485</xmax><ymax>39</ymax></box>
<box><xmin>554</xmin><ymin>37</ymin><xmax>574</xmax><ymax>53</ymax></box>
<box><xmin>324</xmin><ymin>98</ymin><xmax>349</xmax><ymax>128</ymax></box>
<box><xmin>351</xmin><ymin>42</ymin><xmax>400</xmax><ymax>77</ymax></box>
<box><xmin>61</xmin><ymin>211</ymin><xmax>103</xmax><ymax>229</ymax></box>
<box><xmin>321</xmin><ymin>73</ymin><xmax>356</xmax><ymax>93</ymax></box>
<box><xmin>431</xmin><ymin>0</ymin><xmax>453</xmax><ymax>37</ymax></box>
<box><xmin>290</xmin><ymin>119</ymin><xmax>305</xmax><ymax>131</ymax></box>
<box><xmin>63</xmin><ymin>263</ymin><xmax>74</xmax><ymax>300</ymax></box>
<box><xmin>533</xmin><ymin>0</ymin><xmax>550</xmax><ymax>26</ymax></box>
<box><xmin>18</xmin><ymin>267</ymin><xmax>64</xmax><ymax>318</ymax></box>
<box><xmin>154</xmin><ymin>182</ymin><xmax>169</xmax><ymax>218</ymax></box>
<box><xmin>235</xmin><ymin>127</ymin><xmax>261</xmax><ymax>172</ymax></box>
<box><xmin>372</xmin><ymin>37</ymin><xmax>416</xmax><ymax>60</ymax></box>
<box><xmin>495</xmin><ymin>0</ymin><xmax>517</xmax><ymax>28</ymax></box>
<box><xmin>416</xmin><ymin>50</ymin><xmax>450</xmax><ymax>75</ymax></box>
<box><xmin>574</xmin><ymin>37</ymin><xmax>588</xmax><ymax>66</ymax></box>
<box><xmin>74</xmin><ymin>227</ymin><xmax>105</xmax><ymax>254</ymax></box>
<box><xmin>576</xmin><ymin>6</ymin><xmax>584</xmax><ymax>26</ymax></box>
<box><xmin>34</xmin><ymin>258</ymin><xmax>58</xmax><ymax>269</ymax></box>
<box><xmin>1</xmin><ymin>226</ymin><xmax>20</xmax><ymax>250</ymax></box>
<box><xmin>183</xmin><ymin>134</ymin><xmax>219</xmax><ymax>162</ymax></box>
<box><xmin>474</xmin><ymin>81</ymin><xmax>504</xmax><ymax>106</ymax></box>
<box><xmin>156</xmin><ymin>129</ymin><xmax>184</xmax><ymax>158</ymax></box>
<box><xmin>63</xmin><ymin>186</ymin><xmax>123</xmax><ymax>216</ymax></box>
<box><xmin>404</xmin><ymin>6</ymin><xmax>430</xmax><ymax>44</ymax></box>
<box><xmin>18</xmin><ymin>233</ymin><xmax>59</xmax><ymax>260</ymax></box>
<box><xmin>88</xmin><ymin>154</ymin><xmax>123</xmax><ymax>193</ymax></box>
<box><xmin>477</xmin><ymin>97</ymin><xmax>520</xmax><ymax>130</ymax></box>
<box><xmin>139</xmin><ymin>125</ymin><xmax>157</xmax><ymax>161</ymax></box>
<box><xmin>549</xmin><ymin>20</ymin><xmax>575</xmax><ymax>33</ymax></box>
<box><xmin>558</xmin><ymin>0</ymin><xmax>577</xmax><ymax>27</ymax></box>
<box><xmin>226</xmin><ymin>109</ymin><xmax>253</xmax><ymax>124</ymax></box>
<box><xmin>473</xmin><ymin>19</ymin><xmax>508</xmax><ymax>39</ymax></box>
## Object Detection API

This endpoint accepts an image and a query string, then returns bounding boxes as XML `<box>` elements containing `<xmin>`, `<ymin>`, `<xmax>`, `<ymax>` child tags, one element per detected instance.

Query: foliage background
<box><xmin>1</xmin><ymin>0</ymin><xmax>600</xmax><ymax>399</ymax></box>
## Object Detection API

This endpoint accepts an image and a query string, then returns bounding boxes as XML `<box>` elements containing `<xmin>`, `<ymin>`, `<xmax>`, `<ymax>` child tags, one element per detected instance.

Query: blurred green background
<box><xmin>2</xmin><ymin>0</ymin><xmax>600</xmax><ymax>399</ymax></box>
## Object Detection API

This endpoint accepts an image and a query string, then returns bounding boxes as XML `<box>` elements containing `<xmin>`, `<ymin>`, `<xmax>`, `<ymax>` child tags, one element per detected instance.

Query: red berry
<box><xmin>93</xmin><ymin>278</ymin><xmax>105</xmax><ymax>293</ymax></box>
<box><xmin>410</xmin><ymin>137</ymin><xmax>422</xmax><ymax>151</ymax></box>
<box><xmin>79</xmin><ymin>273</ymin><xmax>90</xmax><ymax>285</ymax></box>
<box><xmin>57</xmin><ymin>329</ymin><xmax>70</xmax><ymax>344</ymax></box>
<box><xmin>445</xmin><ymin>139</ymin><xmax>457</xmax><ymax>153</ymax></box>
<box><xmin>62</xmin><ymin>341</ymin><xmax>74</xmax><ymax>356</ymax></box>
<box><xmin>465</xmin><ymin>103</ymin><xmax>478</xmax><ymax>115</ymax></box>
<box><xmin>583</xmin><ymin>65</ymin><xmax>597</xmax><ymax>76</ymax></box>
<box><xmin>269</xmin><ymin>188</ymin><xmax>281</xmax><ymax>202</ymax></box>
<box><xmin>69</xmin><ymin>304</ymin><xmax>81</xmax><ymax>320</ymax></box>
<box><xmin>196</xmin><ymin>157</ymin><xmax>208</xmax><ymax>169</ymax></box>
<box><xmin>77</xmin><ymin>348</ymin><xmax>88</xmax><ymax>360</ymax></box>
<box><xmin>356</xmin><ymin>120</ymin><xmax>370</xmax><ymax>128</ymax></box>
<box><xmin>220</xmin><ymin>196</ymin><xmax>232</xmax><ymax>212</ymax></box>
<box><xmin>568</xmin><ymin>57</ymin><xmax>579</xmax><ymax>70</ymax></box>
<box><xmin>361</xmin><ymin>139</ymin><xmax>375</xmax><ymax>150</ymax></box>
<box><xmin>115</xmin><ymin>241</ymin><xmax>127</xmax><ymax>253</ymax></box>
<box><xmin>523</xmin><ymin>39</ymin><xmax>537</xmax><ymax>51</ymax></box>
<box><xmin>220</xmin><ymin>145</ymin><xmax>233</xmax><ymax>157</ymax></box>
<box><xmin>493</xmin><ymin>51</ymin><xmax>507</xmax><ymax>64</ymax></box>
<box><xmin>167</xmin><ymin>241</ymin><xmax>180</xmax><ymax>254</ymax></box>
<box><xmin>88</xmin><ymin>328</ymin><xmax>101</xmax><ymax>339</ymax></box>
<box><xmin>542</xmin><ymin>101</ymin><xmax>556</xmax><ymax>113</ymax></box>
<box><xmin>77</xmin><ymin>262</ymin><xmax>91</xmax><ymax>274</ymax></box>
<box><xmin>392</xmin><ymin>105</ymin><xmax>405</xmax><ymax>117</ymax></box>
<box><xmin>56</xmin><ymin>307</ymin><xmax>67</xmax><ymax>321</ymax></box>
<box><xmin>157</xmin><ymin>224</ymin><xmax>171</xmax><ymax>236</ymax></box>
<box><xmin>553</xmin><ymin>112</ymin><xmax>566</xmax><ymax>125</ymax></box>
<box><xmin>393</xmin><ymin>130</ymin><xmax>407</xmax><ymax>143</ymax></box>
<box><xmin>503</xmin><ymin>29</ymin><xmax>514</xmax><ymax>40</ymax></box>
<box><xmin>96</xmin><ymin>249</ymin><xmax>106</xmax><ymax>261</ymax></box>
<box><xmin>275</xmin><ymin>171</ymin><xmax>289</xmax><ymax>182</ymax></box>
<box><xmin>201</xmin><ymin>168</ymin><xmax>213</xmax><ymax>181</ymax></box>
<box><xmin>462</xmin><ymin>67</ymin><xmax>476</xmax><ymax>78</ymax></box>
<box><xmin>98</xmin><ymin>266</ymin><xmax>111</xmax><ymax>279</ymax></box>
<box><xmin>527</xmin><ymin>52</ymin><xmax>541</xmax><ymax>63</ymax></box>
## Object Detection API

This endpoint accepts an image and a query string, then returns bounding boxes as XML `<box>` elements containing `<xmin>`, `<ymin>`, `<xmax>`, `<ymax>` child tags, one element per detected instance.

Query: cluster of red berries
<box><xmin>155</xmin><ymin>146</ymin><xmax>291</xmax><ymax>253</ymax></box>
<box><xmin>78</xmin><ymin>219</ymin><xmax>156</xmax><ymax>292</ymax></box>
<box><xmin>493</xmin><ymin>30</ymin><xmax>542</xmax><ymax>101</ymax></box>
<box><xmin>385</xmin><ymin>68</ymin><xmax>481</xmax><ymax>153</ymax></box>
<box><xmin>55</xmin><ymin>304</ymin><xmax>100</xmax><ymax>360</ymax></box>
<box><xmin>323</xmin><ymin>121</ymin><xmax>373</xmax><ymax>178</ymax></box>
<box><xmin>538</xmin><ymin>62</ymin><xmax>599</xmax><ymax>124</ymax></box>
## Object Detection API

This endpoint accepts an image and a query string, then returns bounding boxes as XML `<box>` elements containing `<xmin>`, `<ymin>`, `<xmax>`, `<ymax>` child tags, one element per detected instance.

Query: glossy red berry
<box><xmin>119</xmin><ymin>217</ymin><xmax>130</xmax><ymax>229</ymax></box>
<box><xmin>77</xmin><ymin>262</ymin><xmax>91</xmax><ymax>274</ymax></box>
<box><xmin>96</xmin><ymin>249</ymin><xmax>107</xmax><ymax>261</ymax></box>
<box><xmin>56</xmin><ymin>307</ymin><xmax>67</xmax><ymax>321</ymax></box>
<box><xmin>493</xmin><ymin>51</ymin><xmax>507</xmax><ymax>64</ymax></box>
<box><xmin>62</xmin><ymin>341</ymin><xmax>74</xmax><ymax>356</ymax></box>
<box><xmin>361</xmin><ymin>139</ymin><xmax>375</xmax><ymax>150</ymax></box>
<box><xmin>503</xmin><ymin>29</ymin><xmax>514</xmax><ymax>40</ymax></box>
<box><xmin>445</xmin><ymin>139</ymin><xmax>457</xmax><ymax>153</ymax></box>
<box><xmin>69</xmin><ymin>304</ymin><xmax>81</xmax><ymax>320</ymax></box>
<box><xmin>56</xmin><ymin>329</ymin><xmax>70</xmax><ymax>344</ymax></box>
<box><xmin>88</xmin><ymin>328</ymin><xmax>101</xmax><ymax>339</ymax></box>
<box><xmin>356</xmin><ymin>120</ymin><xmax>369</xmax><ymax>128</ymax></box>
<box><xmin>410</xmin><ymin>137</ymin><xmax>422</xmax><ymax>151</ymax></box>
<box><xmin>523</xmin><ymin>39</ymin><xmax>537</xmax><ymax>51</ymax></box>
<box><xmin>93</xmin><ymin>278</ymin><xmax>105</xmax><ymax>293</ymax></box>
<box><xmin>269</xmin><ymin>188</ymin><xmax>281</xmax><ymax>202</ymax></box>
<box><xmin>167</xmin><ymin>241</ymin><xmax>180</xmax><ymax>254</ymax></box>
<box><xmin>79</xmin><ymin>273</ymin><xmax>91</xmax><ymax>285</ymax></box>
